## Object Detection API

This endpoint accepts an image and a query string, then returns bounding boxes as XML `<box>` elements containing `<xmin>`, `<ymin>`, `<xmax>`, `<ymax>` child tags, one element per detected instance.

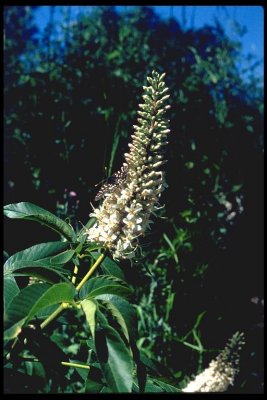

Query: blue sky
<box><xmin>34</xmin><ymin>5</ymin><xmax>263</xmax><ymax>78</ymax></box>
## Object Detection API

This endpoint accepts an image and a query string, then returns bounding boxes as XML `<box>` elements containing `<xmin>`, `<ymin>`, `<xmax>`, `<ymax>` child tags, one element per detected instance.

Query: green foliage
<box><xmin>95</xmin><ymin>311</ymin><xmax>134</xmax><ymax>393</ymax></box>
<box><xmin>4</xmin><ymin>277</ymin><xmax>20</xmax><ymax>310</ymax></box>
<box><xmin>5</xmin><ymin>283</ymin><xmax>76</xmax><ymax>338</ymax></box>
<box><xmin>4</xmin><ymin>5</ymin><xmax>263</xmax><ymax>394</ymax></box>
<box><xmin>79</xmin><ymin>276</ymin><xmax>132</xmax><ymax>300</ymax></box>
<box><xmin>4</xmin><ymin>202</ymin><xmax>76</xmax><ymax>242</ymax></box>
<box><xmin>3</xmin><ymin>202</ymin><xmax>149</xmax><ymax>393</ymax></box>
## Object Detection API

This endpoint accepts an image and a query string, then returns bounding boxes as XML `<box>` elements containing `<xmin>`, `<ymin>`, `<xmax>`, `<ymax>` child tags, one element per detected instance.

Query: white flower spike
<box><xmin>86</xmin><ymin>71</ymin><xmax>170</xmax><ymax>260</ymax></box>
<box><xmin>182</xmin><ymin>332</ymin><xmax>245</xmax><ymax>393</ymax></box>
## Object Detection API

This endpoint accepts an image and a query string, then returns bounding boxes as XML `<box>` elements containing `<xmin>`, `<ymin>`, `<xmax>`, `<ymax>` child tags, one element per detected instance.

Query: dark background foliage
<box><xmin>4</xmin><ymin>6</ymin><xmax>263</xmax><ymax>393</ymax></box>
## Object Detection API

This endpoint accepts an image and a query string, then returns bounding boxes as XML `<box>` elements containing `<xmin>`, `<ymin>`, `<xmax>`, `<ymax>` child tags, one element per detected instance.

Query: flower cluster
<box><xmin>86</xmin><ymin>71</ymin><xmax>170</xmax><ymax>259</ymax></box>
<box><xmin>182</xmin><ymin>332</ymin><xmax>245</xmax><ymax>393</ymax></box>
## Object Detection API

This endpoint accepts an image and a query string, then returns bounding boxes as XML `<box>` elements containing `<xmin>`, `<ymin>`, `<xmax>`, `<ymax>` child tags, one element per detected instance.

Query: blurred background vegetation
<box><xmin>4</xmin><ymin>6</ymin><xmax>263</xmax><ymax>393</ymax></box>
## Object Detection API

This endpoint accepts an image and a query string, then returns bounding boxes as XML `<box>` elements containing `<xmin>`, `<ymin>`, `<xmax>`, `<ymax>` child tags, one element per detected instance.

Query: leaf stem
<box><xmin>40</xmin><ymin>303</ymin><xmax>67</xmax><ymax>329</ymax></box>
<box><xmin>72</xmin><ymin>264</ymin><xmax>79</xmax><ymax>284</ymax></box>
<box><xmin>76</xmin><ymin>250</ymin><xmax>106</xmax><ymax>291</ymax></box>
<box><xmin>40</xmin><ymin>251</ymin><xmax>106</xmax><ymax>330</ymax></box>
<box><xmin>61</xmin><ymin>361</ymin><xmax>90</xmax><ymax>370</ymax></box>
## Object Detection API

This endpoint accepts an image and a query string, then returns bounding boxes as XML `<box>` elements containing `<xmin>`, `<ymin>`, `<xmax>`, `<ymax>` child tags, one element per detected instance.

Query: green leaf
<box><xmin>91</xmin><ymin>253</ymin><xmax>126</xmax><ymax>281</ymax></box>
<box><xmin>4</xmin><ymin>202</ymin><xmax>76</xmax><ymax>241</ymax></box>
<box><xmin>49</xmin><ymin>249</ymin><xmax>75</xmax><ymax>264</ymax></box>
<box><xmin>10</xmin><ymin>266</ymin><xmax>69</xmax><ymax>284</ymax></box>
<box><xmin>79</xmin><ymin>276</ymin><xmax>132</xmax><ymax>301</ymax></box>
<box><xmin>144</xmin><ymin>379</ymin><xmax>164</xmax><ymax>393</ymax></box>
<box><xmin>36</xmin><ymin>304</ymin><xmax>59</xmax><ymax>319</ymax></box>
<box><xmin>96</xmin><ymin>294</ymin><xmax>137</xmax><ymax>342</ymax></box>
<box><xmin>84</xmin><ymin>363</ymin><xmax>110</xmax><ymax>393</ymax></box>
<box><xmin>4</xmin><ymin>242</ymin><xmax>70</xmax><ymax>274</ymax></box>
<box><xmin>95</xmin><ymin>311</ymin><xmax>134</xmax><ymax>393</ymax></box>
<box><xmin>4</xmin><ymin>242</ymin><xmax>72</xmax><ymax>283</ymax></box>
<box><xmin>85</xmin><ymin>378</ymin><xmax>106</xmax><ymax>393</ymax></box>
<box><xmin>81</xmin><ymin>299</ymin><xmax>97</xmax><ymax>339</ymax></box>
<box><xmin>4</xmin><ymin>277</ymin><xmax>19</xmax><ymax>311</ymax></box>
<box><xmin>153</xmin><ymin>379</ymin><xmax>181</xmax><ymax>393</ymax></box>
<box><xmin>69</xmin><ymin>361</ymin><xmax>90</xmax><ymax>383</ymax></box>
<box><xmin>26</xmin><ymin>282</ymin><xmax>76</xmax><ymax>323</ymax></box>
<box><xmin>96</xmin><ymin>295</ymin><xmax>145</xmax><ymax>393</ymax></box>
<box><xmin>4</xmin><ymin>320</ymin><xmax>27</xmax><ymax>341</ymax></box>
<box><xmin>4</xmin><ymin>282</ymin><xmax>76</xmax><ymax>339</ymax></box>
<box><xmin>74</xmin><ymin>242</ymin><xmax>83</xmax><ymax>254</ymax></box>
<box><xmin>32</xmin><ymin>362</ymin><xmax>46</xmax><ymax>379</ymax></box>
<box><xmin>4</xmin><ymin>283</ymin><xmax>50</xmax><ymax>339</ymax></box>
<box><xmin>145</xmin><ymin>378</ymin><xmax>181</xmax><ymax>393</ymax></box>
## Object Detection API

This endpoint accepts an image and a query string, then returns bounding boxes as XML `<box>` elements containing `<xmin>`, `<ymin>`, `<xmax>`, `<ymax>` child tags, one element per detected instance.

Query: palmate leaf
<box><xmin>4</xmin><ymin>282</ymin><xmax>76</xmax><ymax>340</ymax></box>
<box><xmin>95</xmin><ymin>294</ymin><xmax>137</xmax><ymax>342</ymax></box>
<box><xmin>4</xmin><ymin>242</ymin><xmax>70</xmax><ymax>273</ymax></box>
<box><xmin>94</xmin><ymin>294</ymin><xmax>146</xmax><ymax>392</ymax></box>
<box><xmin>81</xmin><ymin>295</ymin><xmax>144</xmax><ymax>392</ymax></box>
<box><xmin>4</xmin><ymin>202</ymin><xmax>76</xmax><ymax>242</ymax></box>
<box><xmin>4</xmin><ymin>283</ymin><xmax>50</xmax><ymax>340</ymax></box>
<box><xmin>79</xmin><ymin>275</ymin><xmax>132</xmax><ymax>301</ymax></box>
<box><xmin>4</xmin><ymin>242</ymin><xmax>74</xmax><ymax>284</ymax></box>
<box><xmin>95</xmin><ymin>310</ymin><xmax>134</xmax><ymax>393</ymax></box>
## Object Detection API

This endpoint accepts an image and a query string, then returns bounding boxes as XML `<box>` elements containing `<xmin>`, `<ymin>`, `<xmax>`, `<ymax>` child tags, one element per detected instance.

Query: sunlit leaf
<box><xmin>79</xmin><ymin>276</ymin><xmax>132</xmax><ymax>300</ymax></box>
<box><xmin>95</xmin><ymin>311</ymin><xmax>134</xmax><ymax>393</ymax></box>
<box><xmin>4</xmin><ymin>202</ymin><xmax>76</xmax><ymax>242</ymax></box>
<box><xmin>81</xmin><ymin>299</ymin><xmax>97</xmax><ymax>339</ymax></box>
<box><xmin>4</xmin><ymin>283</ymin><xmax>76</xmax><ymax>339</ymax></box>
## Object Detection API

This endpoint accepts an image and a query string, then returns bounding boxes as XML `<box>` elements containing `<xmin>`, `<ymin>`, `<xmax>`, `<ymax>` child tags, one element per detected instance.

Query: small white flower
<box><xmin>86</xmin><ymin>71</ymin><xmax>170</xmax><ymax>259</ymax></box>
